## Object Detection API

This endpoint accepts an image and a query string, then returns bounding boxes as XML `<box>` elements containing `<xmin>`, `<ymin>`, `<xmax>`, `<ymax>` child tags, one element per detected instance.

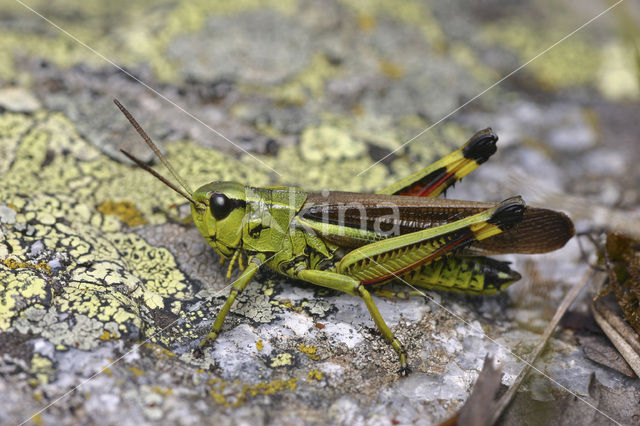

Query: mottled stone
<box><xmin>1</xmin><ymin>0</ymin><xmax>639</xmax><ymax>425</ymax></box>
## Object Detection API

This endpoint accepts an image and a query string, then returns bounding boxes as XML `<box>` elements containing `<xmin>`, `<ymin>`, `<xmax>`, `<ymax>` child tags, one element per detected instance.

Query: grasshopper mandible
<box><xmin>114</xmin><ymin>99</ymin><xmax>574</xmax><ymax>374</ymax></box>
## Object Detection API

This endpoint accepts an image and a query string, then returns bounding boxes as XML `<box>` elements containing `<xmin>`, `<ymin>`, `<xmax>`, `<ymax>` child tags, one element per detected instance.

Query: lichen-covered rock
<box><xmin>1</xmin><ymin>0</ymin><xmax>640</xmax><ymax>425</ymax></box>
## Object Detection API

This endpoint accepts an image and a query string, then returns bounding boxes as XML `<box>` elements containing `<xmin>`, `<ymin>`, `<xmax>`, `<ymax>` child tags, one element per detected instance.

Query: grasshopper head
<box><xmin>192</xmin><ymin>181</ymin><xmax>246</xmax><ymax>258</ymax></box>
<box><xmin>113</xmin><ymin>100</ymin><xmax>247</xmax><ymax>259</ymax></box>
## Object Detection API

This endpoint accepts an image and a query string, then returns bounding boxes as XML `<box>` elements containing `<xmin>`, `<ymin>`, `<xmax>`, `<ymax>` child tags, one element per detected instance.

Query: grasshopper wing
<box><xmin>336</xmin><ymin>197</ymin><xmax>525</xmax><ymax>285</ymax></box>
<box><xmin>468</xmin><ymin>206</ymin><xmax>574</xmax><ymax>255</ymax></box>
<box><xmin>299</xmin><ymin>192</ymin><xmax>572</xmax><ymax>254</ymax></box>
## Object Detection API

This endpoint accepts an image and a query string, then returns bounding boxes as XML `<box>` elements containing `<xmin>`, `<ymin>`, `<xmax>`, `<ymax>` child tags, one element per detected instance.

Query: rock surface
<box><xmin>1</xmin><ymin>1</ymin><xmax>639</xmax><ymax>425</ymax></box>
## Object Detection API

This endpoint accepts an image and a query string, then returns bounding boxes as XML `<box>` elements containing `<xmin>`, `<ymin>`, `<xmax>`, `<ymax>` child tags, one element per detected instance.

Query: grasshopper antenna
<box><xmin>114</xmin><ymin>99</ymin><xmax>197</xmax><ymax>205</ymax></box>
<box><xmin>119</xmin><ymin>149</ymin><xmax>196</xmax><ymax>204</ymax></box>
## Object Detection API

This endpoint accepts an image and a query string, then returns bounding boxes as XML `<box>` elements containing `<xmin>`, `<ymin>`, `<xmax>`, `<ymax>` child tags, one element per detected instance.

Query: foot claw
<box><xmin>399</xmin><ymin>365</ymin><xmax>411</xmax><ymax>376</ymax></box>
<box><xmin>193</xmin><ymin>346</ymin><xmax>204</xmax><ymax>359</ymax></box>
<box><xmin>398</xmin><ymin>353</ymin><xmax>410</xmax><ymax>376</ymax></box>
<box><xmin>199</xmin><ymin>332</ymin><xmax>218</xmax><ymax>349</ymax></box>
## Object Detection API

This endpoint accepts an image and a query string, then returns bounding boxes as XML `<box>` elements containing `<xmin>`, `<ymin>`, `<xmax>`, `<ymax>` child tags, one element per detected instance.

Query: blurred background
<box><xmin>1</xmin><ymin>0</ymin><xmax>639</xmax><ymax>424</ymax></box>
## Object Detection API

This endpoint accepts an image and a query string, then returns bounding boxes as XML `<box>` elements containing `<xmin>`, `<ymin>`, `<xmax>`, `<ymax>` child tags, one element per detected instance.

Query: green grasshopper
<box><xmin>114</xmin><ymin>99</ymin><xmax>574</xmax><ymax>374</ymax></box>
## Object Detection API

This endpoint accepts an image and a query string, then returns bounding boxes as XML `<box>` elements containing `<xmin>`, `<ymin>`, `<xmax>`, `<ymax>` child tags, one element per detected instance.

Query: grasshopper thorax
<box><xmin>192</xmin><ymin>181</ymin><xmax>247</xmax><ymax>258</ymax></box>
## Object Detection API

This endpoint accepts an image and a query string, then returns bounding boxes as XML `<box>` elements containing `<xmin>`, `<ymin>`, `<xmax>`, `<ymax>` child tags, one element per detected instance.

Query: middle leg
<box><xmin>297</xmin><ymin>268</ymin><xmax>409</xmax><ymax>375</ymax></box>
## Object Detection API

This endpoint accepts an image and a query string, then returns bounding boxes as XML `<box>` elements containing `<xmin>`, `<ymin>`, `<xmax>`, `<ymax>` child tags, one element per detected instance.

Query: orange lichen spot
<box><xmin>298</xmin><ymin>344</ymin><xmax>320</xmax><ymax>360</ymax></box>
<box><xmin>245</xmin><ymin>378</ymin><xmax>298</xmax><ymax>397</ymax></box>
<box><xmin>256</xmin><ymin>339</ymin><xmax>264</xmax><ymax>351</ymax></box>
<box><xmin>307</xmin><ymin>369</ymin><xmax>323</xmax><ymax>381</ymax></box>
<box><xmin>97</xmin><ymin>200</ymin><xmax>147</xmax><ymax>227</ymax></box>
<box><xmin>99</xmin><ymin>330</ymin><xmax>116</xmax><ymax>340</ymax></box>
<box><xmin>279</xmin><ymin>300</ymin><xmax>293</xmax><ymax>309</ymax></box>
<box><xmin>36</xmin><ymin>262</ymin><xmax>51</xmax><ymax>272</ymax></box>
<box><xmin>351</xmin><ymin>104</ymin><xmax>365</xmax><ymax>116</ymax></box>
<box><xmin>2</xmin><ymin>258</ymin><xmax>51</xmax><ymax>274</ymax></box>
<box><xmin>208</xmin><ymin>378</ymin><xmax>232</xmax><ymax>407</ymax></box>
<box><xmin>208</xmin><ymin>377</ymin><xmax>298</xmax><ymax>407</ymax></box>
<box><xmin>357</xmin><ymin>14</ymin><xmax>376</xmax><ymax>31</ymax></box>
<box><xmin>210</xmin><ymin>392</ymin><xmax>227</xmax><ymax>406</ymax></box>
<box><xmin>378</xmin><ymin>59</ymin><xmax>406</xmax><ymax>79</ymax></box>
<box><xmin>31</xmin><ymin>414</ymin><xmax>44</xmax><ymax>426</ymax></box>
<box><xmin>273</xmin><ymin>299</ymin><xmax>303</xmax><ymax>312</ymax></box>
<box><xmin>143</xmin><ymin>343</ymin><xmax>177</xmax><ymax>358</ymax></box>
<box><xmin>128</xmin><ymin>366</ymin><xmax>145</xmax><ymax>376</ymax></box>
<box><xmin>150</xmin><ymin>386</ymin><xmax>173</xmax><ymax>396</ymax></box>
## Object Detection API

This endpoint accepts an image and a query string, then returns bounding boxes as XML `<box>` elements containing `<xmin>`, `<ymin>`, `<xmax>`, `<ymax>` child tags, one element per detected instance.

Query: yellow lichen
<box><xmin>341</xmin><ymin>0</ymin><xmax>447</xmax><ymax>52</ymax></box>
<box><xmin>150</xmin><ymin>386</ymin><xmax>173</xmax><ymax>396</ymax></box>
<box><xmin>307</xmin><ymin>369</ymin><xmax>324</xmax><ymax>381</ymax></box>
<box><xmin>256</xmin><ymin>339</ymin><xmax>264</xmax><ymax>351</ymax></box>
<box><xmin>357</xmin><ymin>13</ymin><xmax>376</xmax><ymax>31</ymax></box>
<box><xmin>298</xmin><ymin>344</ymin><xmax>320</xmax><ymax>360</ymax></box>
<box><xmin>2</xmin><ymin>258</ymin><xmax>51</xmax><ymax>274</ymax></box>
<box><xmin>0</xmin><ymin>0</ymin><xmax>297</xmax><ymax>83</ymax></box>
<box><xmin>246</xmin><ymin>378</ymin><xmax>298</xmax><ymax>396</ymax></box>
<box><xmin>269</xmin><ymin>353</ymin><xmax>293</xmax><ymax>367</ymax></box>
<box><xmin>31</xmin><ymin>414</ymin><xmax>43</xmax><ymax>426</ymax></box>
<box><xmin>378</xmin><ymin>59</ymin><xmax>405</xmax><ymax>79</ymax></box>
<box><xmin>99</xmin><ymin>330</ymin><xmax>117</xmax><ymax>340</ymax></box>
<box><xmin>0</xmin><ymin>269</ymin><xmax>48</xmax><ymax>330</ymax></box>
<box><xmin>278</xmin><ymin>300</ymin><xmax>293</xmax><ymax>310</ymax></box>
<box><xmin>257</xmin><ymin>53</ymin><xmax>341</xmax><ymax>106</ymax></box>
<box><xmin>208</xmin><ymin>377</ymin><xmax>298</xmax><ymax>407</ymax></box>
<box><xmin>30</xmin><ymin>354</ymin><xmax>54</xmax><ymax>385</ymax></box>
<box><xmin>144</xmin><ymin>343</ymin><xmax>178</xmax><ymax>358</ymax></box>
<box><xmin>299</xmin><ymin>125</ymin><xmax>367</xmax><ymax>163</ymax></box>
<box><xmin>128</xmin><ymin>366</ymin><xmax>146</xmax><ymax>376</ymax></box>
<box><xmin>597</xmin><ymin>42</ymin><xmax>640</xmax><ymax>101</ymax></box>
<box><xmin>482</xmin><ymin>21</ymin><xmax>601</xmax><ymax>90</ymax></box>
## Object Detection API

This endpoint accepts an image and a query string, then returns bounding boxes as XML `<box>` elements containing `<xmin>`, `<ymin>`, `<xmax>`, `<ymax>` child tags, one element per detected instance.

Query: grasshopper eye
<box><xmin>209</xmin><ymin>193</ymin><xmax>233</xmax><ymax>220</ymax></box>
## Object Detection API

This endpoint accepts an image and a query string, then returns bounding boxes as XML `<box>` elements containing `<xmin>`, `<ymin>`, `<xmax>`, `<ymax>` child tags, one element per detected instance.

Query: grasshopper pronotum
<box><xmin>115</xmin><ymin>99</ymin><xmax>574</xmax><ymax>374</ymax></box>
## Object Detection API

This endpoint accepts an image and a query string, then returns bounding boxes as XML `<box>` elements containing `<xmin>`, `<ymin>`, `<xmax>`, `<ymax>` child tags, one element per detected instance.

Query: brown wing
<box><xmin>299</xmin><ymin>191</ymin><xmax>574</xmax><ymax>254</ymax></box>
<box><xmin>471</xmin><ymin>207</ymin><xmax>574</xmax><ymax>254</ymax></box>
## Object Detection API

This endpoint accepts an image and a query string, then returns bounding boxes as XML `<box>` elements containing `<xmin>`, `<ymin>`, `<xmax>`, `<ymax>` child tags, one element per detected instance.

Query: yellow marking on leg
<box><xmin>469</xmin><ymin>222</ymin><xmax>503</xmax><ymax>240</ymax></box>
<box><xmin>226</xmin><ymin>249</ymin><xmax>241</xmax><ymax>279</ymax></box>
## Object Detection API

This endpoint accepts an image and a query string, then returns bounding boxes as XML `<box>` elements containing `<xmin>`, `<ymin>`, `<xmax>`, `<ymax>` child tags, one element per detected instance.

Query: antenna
<box><xmin>114</xmin><ymin>99</ymin><xmax>195</xmax><ymax>200</ymax></box>
<box><xmin>119</xmin><ymin>149</ymin><xmax>196</xmax><ymax>204</ymax></box>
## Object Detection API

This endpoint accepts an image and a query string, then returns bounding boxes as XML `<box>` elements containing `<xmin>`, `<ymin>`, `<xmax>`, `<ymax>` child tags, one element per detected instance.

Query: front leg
<box><xmin>199</xmin><ymin>253</ymin><xmax>265</xmax><ymax>348</ymax></box>
<box><xmin>297</xmin><ymin>269</ymin><xmax>409</xmax><ymax>375</ymax></box>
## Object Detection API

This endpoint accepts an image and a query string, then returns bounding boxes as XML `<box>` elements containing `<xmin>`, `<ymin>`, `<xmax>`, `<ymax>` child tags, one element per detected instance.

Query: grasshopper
<box><xmin>114</xmin><ymin>99</ymin><xmax>574</xmax><ymax>374</ymax></box>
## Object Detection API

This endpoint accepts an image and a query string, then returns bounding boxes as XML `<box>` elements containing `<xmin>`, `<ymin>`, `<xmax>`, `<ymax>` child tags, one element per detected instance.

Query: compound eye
<box><xmin>209</xmin><ymin>193</ymin><xmax>233</xmax><ymax>220</ymax></box>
